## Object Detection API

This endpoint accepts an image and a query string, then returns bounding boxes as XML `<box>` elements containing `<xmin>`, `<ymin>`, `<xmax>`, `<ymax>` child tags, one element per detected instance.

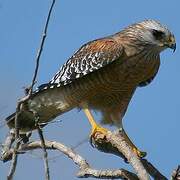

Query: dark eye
<box><xmin>152</xmin><ymin>29</ymin><xmax>164</xmax><ymax>40</ymax></box>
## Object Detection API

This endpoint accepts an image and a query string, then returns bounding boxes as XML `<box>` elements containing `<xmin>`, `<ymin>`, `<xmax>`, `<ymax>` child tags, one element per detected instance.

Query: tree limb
<box><xmin>1</xmin><ymin>140</ymin><xmax>139</xmax><ymax>180</ymax></box>
<box><xmin>141</xmin><ymin>159</ymin><xmax>168</xmax><ymax>180</ymax></box>
<box><xmin>37</xmin><ymin>126</ymin><xmax>50</xmax><ymax>180</ymax></box>
<box><xmin>92</xmin><ymin>130</ymin><xmax>150</xmax><ymax>180</ymax></box>
<box><xmin>6</xmin><ymin>0</ymin><xmax>56</xmax><ymax>179</ymax></box>
<box><xmin>2</xmin><ymin>129</ymin><xmax>177</xmax><ymax>180</ymax></box>
<box><xmin>7</xmin><ymin>141</ymin><xmax>20</xmax><ymax>180</ymax></box>
<box><xmin>27</xmin><ymin>0</ymin><xmax>56</xmax><ymax>96</ymax></box>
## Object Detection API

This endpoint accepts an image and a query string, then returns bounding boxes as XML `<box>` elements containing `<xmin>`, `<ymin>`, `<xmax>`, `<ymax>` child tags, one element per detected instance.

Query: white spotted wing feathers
<box><xmin>37</xmin><ymin>37</ymin><xmax>123</xmax><ymax>92</ymax></box>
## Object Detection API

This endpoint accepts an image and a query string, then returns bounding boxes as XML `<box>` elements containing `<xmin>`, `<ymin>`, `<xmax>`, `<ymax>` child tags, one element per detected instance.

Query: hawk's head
<box><xmin>124</xmin><ymin>19</ymin><xmax>176</xmax><ymax>53</ymax></box>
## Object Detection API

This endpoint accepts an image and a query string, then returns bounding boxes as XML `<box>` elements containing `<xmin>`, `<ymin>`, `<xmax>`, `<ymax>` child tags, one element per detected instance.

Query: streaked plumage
<box><xmin>6</xmin><ymin>19</ymin><xmax>176</xmax><ymax>134</ymax></box>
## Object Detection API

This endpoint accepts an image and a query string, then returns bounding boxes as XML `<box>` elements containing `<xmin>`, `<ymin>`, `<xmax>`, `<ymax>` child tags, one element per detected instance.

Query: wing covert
<box><xmin>49</xmin><ymin>38</ymin><xmax>123</xmax><ymax>86</ymax></box>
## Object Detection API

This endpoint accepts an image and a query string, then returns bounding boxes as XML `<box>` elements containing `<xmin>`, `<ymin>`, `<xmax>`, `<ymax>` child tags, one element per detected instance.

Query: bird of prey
<box><xmin>6</xmin><ymin>19</ymin><xmax>176</xmax><ymax>158</ymax></box>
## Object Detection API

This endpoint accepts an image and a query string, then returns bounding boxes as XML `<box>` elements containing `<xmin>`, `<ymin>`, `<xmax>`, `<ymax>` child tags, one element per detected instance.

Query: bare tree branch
<box><xmin>2</xmin><ymin>130</ymin><xmax>178</xmax><ymax>180</ymax></box>
<box><xmin>27</xmin><ymin>0</ymin><xmax>56</xmax><ymax>96</ymax></box>
<box><xmin>77</xmin><ymin>168</ymin><xmax>139</xmax><ymax>180</ymax></box>
<box><xmin>7</xmin><ymin>142</ymin><xmax>20</xmax><ymax>180</ymax></box>
<box><xmin>7</xmin><ymin>109</ymin><xmax>21</xmax><ymax>180</ymax></box>
<box><xmin>1</xmin><ymin>132</ymin><xmax>15</xmax><ymax>158</ymax></box>
<box><xmin>141</xmin><ymin>159</ymin><xmax>168</xmax><ymax>180</ymax></box>
<box><xmin>91</xmin><ymin>130</ymin><xmax>171</xmax><ymax>180</ymax></box>
<box><xmin>7</xmin><ymin>0</ymin><xmax>56</xmax><ymax>179</ymax></box>
<box><xmin>92</xmin><ymin>130</ymin><xmax>150</xmax><ymax>180</ymax></box>
<box><xmin>1</xmin><ymin>140</ymin><xmax>139</xmax><ymax>180</ymax></box>
<box><xmin>37</xmin><ymin>126</ymin><xmax>50</xmax><ymax>180</ymax></box>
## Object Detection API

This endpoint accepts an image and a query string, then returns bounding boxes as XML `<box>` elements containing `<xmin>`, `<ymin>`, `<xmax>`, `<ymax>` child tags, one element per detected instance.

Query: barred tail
<box><xmin>6</xmin><ymin>84</ymin><xmax>74</xmax><ymax>133</ymax></box>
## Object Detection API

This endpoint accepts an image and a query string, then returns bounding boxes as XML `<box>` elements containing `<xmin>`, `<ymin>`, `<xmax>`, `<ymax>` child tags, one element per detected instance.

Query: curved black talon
<box><xmin>89</xmin><ymin>136</ymin><xmax>95</xmax><ymax>148</ymax></box>
<box><xmin>124</xmin><ymin>157</ymin><xmax>129</xmax><ymax>164</ymax></box>
<box><xmin>139</xmin><ymin>151</ymin><xmax>147</xmax><ymax>158</ymax></box>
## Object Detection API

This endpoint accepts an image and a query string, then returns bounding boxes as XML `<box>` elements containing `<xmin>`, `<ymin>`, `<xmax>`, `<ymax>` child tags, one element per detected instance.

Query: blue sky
<box><xmin>0</xmin><ymin>0</ymin><xmax>179</xmax><ymax>179</ymax></box>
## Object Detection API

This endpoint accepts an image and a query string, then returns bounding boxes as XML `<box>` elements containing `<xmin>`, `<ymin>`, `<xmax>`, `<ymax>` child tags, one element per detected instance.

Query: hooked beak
<box><xmin>169</xmin><ymin>43</ymin><xmax>176</xmax><ymax>52</ymax></box>
<box><xmin>167</xmin><ymin>34</ymin><xmax>176</xmax><ymax>52</ymax></box>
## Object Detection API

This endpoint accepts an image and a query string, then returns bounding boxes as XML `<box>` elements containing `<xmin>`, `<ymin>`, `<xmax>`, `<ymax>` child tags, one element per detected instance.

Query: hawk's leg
<box><xmin>82</xmin><ymin>104</ymin><xmax>108</xmax><ymax>143</ymax></box>
<box><xmin>120</xmin><ymin>128</ymin><xmax>147</xmax><ymax>158</ymax></box>
<box><xmin>82</xmin><ymin>104</ymin><xmax>146</xmax><ymax>158</ymax></box>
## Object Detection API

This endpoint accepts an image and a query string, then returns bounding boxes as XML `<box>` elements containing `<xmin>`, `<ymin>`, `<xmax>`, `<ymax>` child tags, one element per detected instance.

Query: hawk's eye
<box><xmin>152</xmin><ymin>29</ymin><xmax>164</xmax><ymax>40</ymax></box>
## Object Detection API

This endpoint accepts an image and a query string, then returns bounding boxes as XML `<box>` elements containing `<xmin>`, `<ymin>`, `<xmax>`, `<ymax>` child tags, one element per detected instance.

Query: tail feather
<box><xmin>6</xmin><ymin>85</ymin><xmax>73</xmax><ymax>133</ymax></box>
<box><xmin>6</xmin><ymin>110</ymin><xmax>37</xmax><ymax>133</ymax></box>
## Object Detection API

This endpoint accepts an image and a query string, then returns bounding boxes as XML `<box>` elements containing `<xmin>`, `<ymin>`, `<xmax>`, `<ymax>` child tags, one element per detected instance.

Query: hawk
<box><xmin>6</xmin><ymin>19</ymin><xmax>176</xmax><ymax>157</ymax></box>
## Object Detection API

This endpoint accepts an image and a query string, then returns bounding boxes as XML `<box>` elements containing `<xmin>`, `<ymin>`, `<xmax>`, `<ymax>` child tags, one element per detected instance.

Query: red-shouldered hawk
<box><xmin>6</xmin><ymin>19</ymin><xmax>176</xmax><ymax>158</ymax></box>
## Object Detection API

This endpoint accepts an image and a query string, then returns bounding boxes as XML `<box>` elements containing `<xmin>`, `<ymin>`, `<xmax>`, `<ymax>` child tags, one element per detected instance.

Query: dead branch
<box><xmin>91</xmin><ymin>130</ymin><xmax>150</xmax><ymax>180</ymax></box>
<box><xmin>7</xmin><ymin>0</ymin><xmax>56</xmax><ymax>179</ymax></box>
<box><xmin>37</xmin><ymin>126</ymin><xmax>50</xmax><ymax>180</ymax></box>
<box><xmin>1</xmin><ymin>140</ymin><xmax>139</xmax><ymax>180</ymax></box>
<box><xmin>2</xmin><ymin>129</ymin><xmax>178</xmax><ymax>179</ymax></box>
<box><xmin>91</xmin><ymin>129</ymin><xmax>170</xmax><ymax>180</ymax></box>
<box><xmin>7</xmin><ymin>142</ymin><xmax>20</xmax><ymax>180</ymax></box>
<box><xmin>141</xmin><ymin>159</ymin><xmax>167</xmax><ymax>180</ymax></box>
<box><xmin>27</xmin><ymin>0</ymin><xmax>55</xmax><ymax>96</ymax></box>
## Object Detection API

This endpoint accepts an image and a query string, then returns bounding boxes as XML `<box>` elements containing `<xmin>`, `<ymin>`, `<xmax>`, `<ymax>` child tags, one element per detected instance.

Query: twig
<box><xmin>28</xmin><ymin>0</ymin><xmax>56</xmax><ymax>96</ymax></box>
<box><xmin>1</xmin><ymin>140</ymin><xmax>139</xmax><ymax>179</ymax></box>
<box><xmin>18</xmin><ymin>137</ymin><xmax>88</xmax><ymax>162</ymax></box>
<box><xmin>6</xmin><ymin>0</ymin><xmax>56</xmax><ymax>179</ymax></box>
<box><xmin>37</xmin><ymin>126</ymin><xmax>50</xmax><ymax>180</ymax></box>
<box><xmin>7</xmin><ymin>141</ymin><xmax>20</xmax><ymax>180</ymax></box>
<box><xmin>30</xmin><ymin>0</ymin><xmax>56</xmax><ymax>178</ymax></box>
<box><xmin>47</xmin><ymin>136</ymin><xmax>88</xmax><ymax>162</ymax></box>
<box><xmin>0</xmin><ymin>132</ymin><xmax>15</xmax><ymax>162</ymax></box>
<box><xmin>7</xmin><ymin>102</ymin><xmax>22</xmax><ymax>180</ymax></box>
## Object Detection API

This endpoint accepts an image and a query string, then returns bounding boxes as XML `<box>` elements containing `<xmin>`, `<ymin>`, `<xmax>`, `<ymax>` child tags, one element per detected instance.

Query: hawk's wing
<box><xmin>37</xmin><ymin>38</ymin><xmax>124</xmax><ymax>91</ymax></box>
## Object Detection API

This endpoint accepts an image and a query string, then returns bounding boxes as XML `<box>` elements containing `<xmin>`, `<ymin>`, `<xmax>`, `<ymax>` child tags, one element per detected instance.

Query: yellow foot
<box><xmin>120</xmin><ymin>128</ymin><xmax>147</xmax><ymax>159</ymax></box>
<box><xmin>89</xmin><ymin>124</ymin><xmax>108</xmax><ymax>146</ymax></box>
<box><xmin>91</xmin><ymin>125</ymin><xmax>108</xmax><ymax>137</ymax></box>
<box><xmin>132</xmin><ymin>147</ymin><xmax>147</xmax><ymax>158</ymax></box>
